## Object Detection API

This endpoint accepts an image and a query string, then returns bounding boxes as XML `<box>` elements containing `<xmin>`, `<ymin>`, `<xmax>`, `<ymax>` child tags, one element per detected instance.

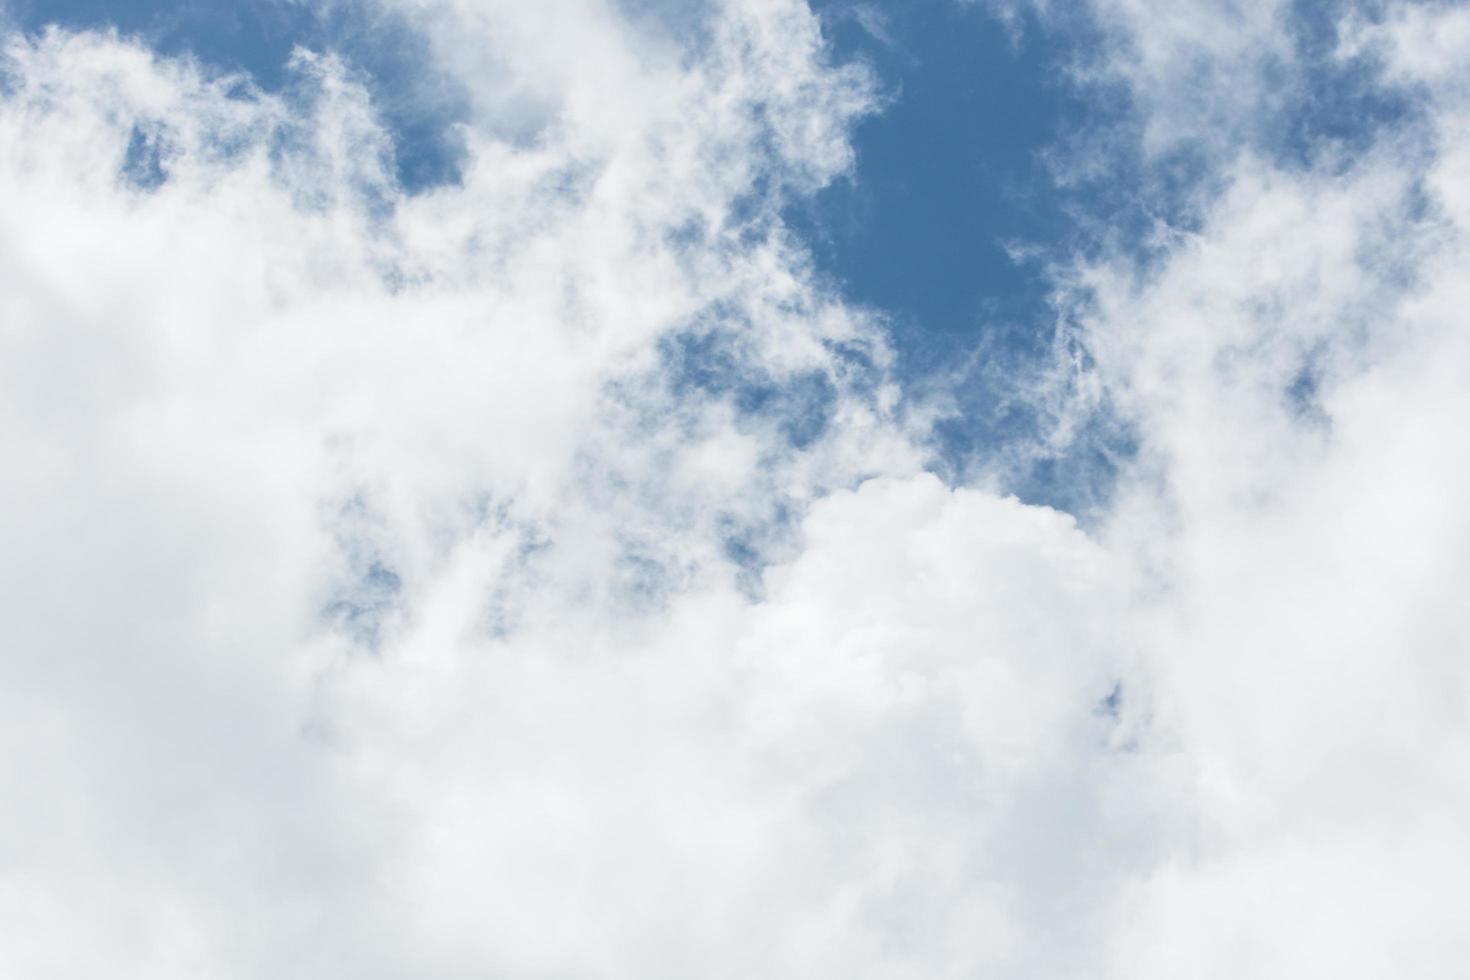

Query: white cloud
<box><xmin>3</xmin><ymin>0</ymin><xmax>1470</xmax><ymax>976</ymax></box>
<box><xmin>974</xmin><ymin>0</ymin><xmax>1296</xmax><ymax>159</ymax></box>
<box><xmin>1037</xmin><ymin>3</ymin><xmax>1470</xmax><ymax>972</ymax></box>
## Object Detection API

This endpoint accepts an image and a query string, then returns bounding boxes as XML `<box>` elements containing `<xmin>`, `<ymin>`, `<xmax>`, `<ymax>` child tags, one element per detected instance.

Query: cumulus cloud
<box><xmin>1068</xmin><ymin>155</ymin><xmax>1470</xmax><ymax>974</ymax></box>
<box><xmin>1</xmin><ymin>0</ymin><xmax>1468</xmax><ymax>977</ymax></box>
<box><xmin>1030</xmin><ymin>1</ymin><xmax>1470</xmax><ymax>973</ymax></box>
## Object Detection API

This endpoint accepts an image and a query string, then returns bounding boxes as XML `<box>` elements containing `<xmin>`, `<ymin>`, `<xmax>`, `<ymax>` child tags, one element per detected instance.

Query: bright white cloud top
<box><xmin>1</xmin><ymin>1</ymin><xmax>1468</xmax><ymax>976</ymax></box>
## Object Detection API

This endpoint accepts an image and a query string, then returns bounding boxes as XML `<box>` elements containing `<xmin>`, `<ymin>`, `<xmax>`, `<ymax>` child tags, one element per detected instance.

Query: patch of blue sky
<box><xmin>656</xmin><ymin>327</ymin><xmax>848</xmax><ymax>451</ymax></box>
<box><xmin>322</xmin><ymin>491</ymin><xmax>403</xmax><ymax>654</ymax></box>
<box><xmin>793</xmin><ymin>1</ymin><xmax>1141</xmax><ymax>514</ymax></box>
<box><xmin>1267</xmin><ymin>0</ymin><xmax>1422</xmax><ymax>172</ymax></box>
<box><xmin>120</xmin><ymin>122</ymin><xmax>172</xmax><ymax>190</ymax></box>
<box><xmin>794</xmin><ymin>1</ymin><xmax>1083</xmax><ymax>357</ymax></box>
<box><xmin>3</xmin><ymin>0</ymin><xmax>468</xmax><ymax>191</ymax></box>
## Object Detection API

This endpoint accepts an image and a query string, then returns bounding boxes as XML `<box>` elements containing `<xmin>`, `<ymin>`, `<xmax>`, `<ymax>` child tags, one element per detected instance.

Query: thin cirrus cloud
<box><xmin>0</xmin><ymin>0</ymin><xmax>1467</xmax><ymax>977</ymax></box>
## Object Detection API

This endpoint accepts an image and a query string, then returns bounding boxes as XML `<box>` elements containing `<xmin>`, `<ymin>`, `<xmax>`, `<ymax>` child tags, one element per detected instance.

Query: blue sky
<box><xmin>5</xmin><ymin>0</ymin><xmax>1127</xmax><ymax>508</ymax></box>
<box><xmin>4</xmin><ymin>0</ymin><xmax>470</xmax><ymax>187</ymax></box>
<box><xmin>8</xmin><ymin>1</ymin><xmax>1078</xmax><ymax>326</ymax></box>
<box><xmin>796</xmin><ymin>1</ymin><xmax>1122</xmax><ymax>510</ymax></box>
<box><xmin>796</xmin><ymin>1</ymin><xmax>1077</xmax><ymax>347</ymax></box>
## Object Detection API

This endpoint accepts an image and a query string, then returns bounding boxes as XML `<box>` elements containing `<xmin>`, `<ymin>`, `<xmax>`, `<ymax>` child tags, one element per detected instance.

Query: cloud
<box><xmin>3</xmin><ymin>0</ymin><xmax>1469</xmax><ymax>977</ymax></box>
<box><xmin>1065</xmin><ymin>148</ymin><xmax>1470</xmax><ymax>973</ymax></box>
<box><xmin>1025</xmin><ymin>1</ymin><xmax>1470</xmax><ymax>973</ymax></box>
<box><xmin>0</xmin><ymin>9</ymin><xmax>899</xmax><ymax>973</ymax></box>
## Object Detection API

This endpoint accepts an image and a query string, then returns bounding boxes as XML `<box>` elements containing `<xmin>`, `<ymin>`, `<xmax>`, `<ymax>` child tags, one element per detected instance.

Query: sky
<box><xmin>1</xmin><ymin>0</ymin><xmax>1468</xmax><ymax>977</ymax></box>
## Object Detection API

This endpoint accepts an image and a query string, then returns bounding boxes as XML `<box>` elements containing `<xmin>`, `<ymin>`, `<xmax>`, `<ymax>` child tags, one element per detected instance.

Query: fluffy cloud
<box><xmin>2</xmin><ymin>0</ymin><xmax>1468</xmax><ymax>977</ymax></box>
<box><xmin>1072</xmin><ymin>154</ymin><xmax>1470</xmax><ymax>975</ymax></box>
<box><xmin>1041</xmin><ymin>2</ymin><xmax>1470</xmax><ymax>973</ymax></box>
